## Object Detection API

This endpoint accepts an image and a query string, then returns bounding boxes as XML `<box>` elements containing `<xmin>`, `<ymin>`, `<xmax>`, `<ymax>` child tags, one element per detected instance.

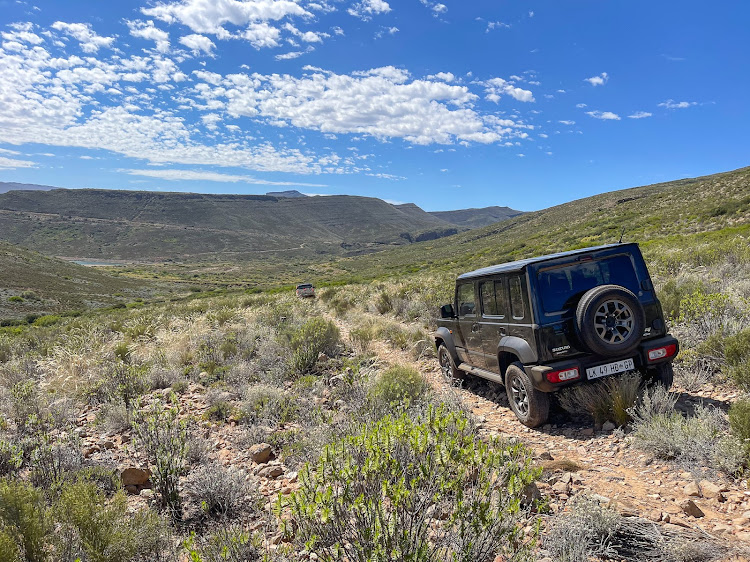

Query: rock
<box><xmin>680</xmin><ymin>499</ymin><xmax>705</xmax><ymax>518</ymax></box>
<box><xmin>249</xmin><ymin>443</ymin><xmax>273</xmax><ymax>464</ymax></box>
<box><xmin>602</xmin><ymin>421</ymin><xmax>616</xmax><ymax>432</ymax></box>
<box><xmin>140</xmin><ymin>489</ymin><xmax>154</xmax><ymax>499</ymax></box>
<box><xmin>698</xmin><ymin>480</ymin><xmax>725</xmax><ymax>500</ymax></box>
<box><xmin>522</xmin><ymin>482</ymin><xmax>542</xmax><ymax>506</ymax></box>
<box><xmin>581</xmin><ymin>428</ymin><xmax>594</xmax><ymax>437</ymax></box>
<box><xmin>329</xmin><ymin>374</ymin><xmax>346</xmax><ymax>386</ymax></box>
<box><xmin>121</xmin><ymin>467</ymin><xmax>151</xmax><ymax>487</ymax></box>
<box><xmin>539</xmin><ymin>451</ymin><xmax>554</xmax><ymax>461</ymax></box>
<box><xmin>684</xmin><ymin>482</ymin><xmax>702</xmax><ymax>497</ymax></box>
<box><xmin>259</xmin><ymin>465</ymin><xmax>284</xmax><ymax>479</ymax></box>
<box><xmin>124</xmin><ymin>485</ymin><xmax>139</xmax><ymax>495</ymax></box>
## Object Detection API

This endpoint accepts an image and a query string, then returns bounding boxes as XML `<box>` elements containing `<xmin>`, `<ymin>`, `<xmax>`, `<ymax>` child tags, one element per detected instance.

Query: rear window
<box><xmin>537</xmin><ymin>255</ymin><xmax>640</xmax><ymax>313</ymax></box>
<box><xmin>297</xmin><ymin>284</ymin><xmax>313</xmax><ymax>289</ymax></box>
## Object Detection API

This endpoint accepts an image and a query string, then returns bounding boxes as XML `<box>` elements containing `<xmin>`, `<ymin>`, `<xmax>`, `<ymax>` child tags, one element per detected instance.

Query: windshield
<box><xmin>297</xmin><ymin>284</ymin><xmax>313</xmax><ymax>289</ymax></box>
<box><xmin>537</xmin><ymin>255</ymin><xmax>640</xmax><ymax>313</ymax></box>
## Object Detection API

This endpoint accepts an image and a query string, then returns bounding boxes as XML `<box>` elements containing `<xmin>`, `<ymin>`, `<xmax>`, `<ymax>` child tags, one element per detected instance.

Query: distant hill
<box><xmin>0</xmin><ymin>188</ymin><xmax>452</xmax><ymax>261</ymax></box>
<box><xmin>428</xmin><ymin>206</ymin><xmax>525</xmax><ymax>229</ymax></box>
<box><xmin>0</xmin><ymin>182</ymin><xmax>56</xmax><ymax>193</ymax></box>
<box><xmin>265</xmin><ymin>190</ymin><xmax>307</xmax><ymax>198</ymax></box>
<box><xmin>0</xmin><ymin>240</ymin><xmax>148</xmax><ymax>319</ymax></box>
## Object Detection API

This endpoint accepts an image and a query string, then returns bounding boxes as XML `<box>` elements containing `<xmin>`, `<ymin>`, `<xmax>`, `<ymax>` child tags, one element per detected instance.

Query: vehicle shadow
<box><xmin>457</xmin><ymin>375</ymin><xmax>730</xmax><ymax>439</ymax></box>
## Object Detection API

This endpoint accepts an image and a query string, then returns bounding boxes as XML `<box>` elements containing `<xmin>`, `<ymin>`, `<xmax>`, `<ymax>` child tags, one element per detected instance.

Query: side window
<box><xmin>456</xmin><ymin>283</ymin><xmax>476</xmax><ymax>317</ymax></box>
<box><xmin>509</xmin><ymin>276</ymin><xmax>526</xmax><ymax>320</ymax></box>
<box><xmin>480</xmin><ymin>281</ymin><xmax>497</xmax><ymax>316</ymax></box>
<box><xmin>480</xmin><ymin>279</ymin><xmax>506</xmax><ymax>318</ymax></box>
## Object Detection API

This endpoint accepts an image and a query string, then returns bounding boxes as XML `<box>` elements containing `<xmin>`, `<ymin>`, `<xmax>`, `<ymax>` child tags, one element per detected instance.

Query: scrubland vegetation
<box><xmin>1</xmin><ymin>167</ymin><xmax>749</xmax><ymax>560</ymax></box>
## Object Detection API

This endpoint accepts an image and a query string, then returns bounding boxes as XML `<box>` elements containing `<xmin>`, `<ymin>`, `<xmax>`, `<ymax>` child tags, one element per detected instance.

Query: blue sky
<box><xmin>0</xmin><ymin>0</ymin><xmax>747</xmax><ymax>212</ymax></box>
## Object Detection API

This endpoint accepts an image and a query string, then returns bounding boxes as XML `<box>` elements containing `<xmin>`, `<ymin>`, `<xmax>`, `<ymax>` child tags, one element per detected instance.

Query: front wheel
<box><xmin>437</xmin><ymin>344</ymin><xmax>461</xmax><ymax>384</ymax></box>
<box><xmin>505</xmin><ymin>363</ymin><xmax>549</xmax><ymax>428</ymax></box>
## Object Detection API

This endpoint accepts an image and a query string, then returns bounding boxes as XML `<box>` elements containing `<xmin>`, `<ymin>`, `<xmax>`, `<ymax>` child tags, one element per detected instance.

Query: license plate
<box><xmin>586</xmin><ymin>358</ymin><xmax>635</xmax><ymax>380</ymax></box>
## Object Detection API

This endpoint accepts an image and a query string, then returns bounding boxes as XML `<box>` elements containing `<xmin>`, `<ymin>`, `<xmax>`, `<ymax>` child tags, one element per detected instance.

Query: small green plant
<box><xmin>8</xmin><ymin>296</ymin><xmax>24</xmax><ymax>303</ymax></box>
<box><xmin>184</xmin><ymin>462</ymin><xmax>252</xmax><ymax>518</ymax></box>
<box><xmin>204</xmin><ymin>400</ymin><xmax>233</xmax><ymax>422</ymax></box>
<box><xmin>0</xmin><ymin>479</ymin><xmax>49</xmax><ymax>562</ymax></box>
<box><xmin>368</xmin><ymin>365</ymin><xmax>429</xmax><ymax>408</ymax></box>
<box><xmin>289</xmin><ymin>317</ymin><xmax>340</xmax><ymax>374</ymax></box>
<box><xmin>184</xmin><ymin>526</ymin><xmax>263</xmax><ymax>562</ymax></box>
<box><xmin>242</xmin><ymin>384</ymin><xmax>298</xmax><ymax>426</ymax></box>
<box><xmin>131</xmin><ymin>397</ymin><xmax>188</xmax><ymax>519</ymax></box>
<box><xmin>286</xmin><ymin>406</ymin><xmax>541</xmax><ymax>562</ymax></box>
<box><xmin>724</xmin><ymin>328</ymin><xmax>750</xmax><ymax>390</ymax></box>
<box><xmin>729</xmin><ymin>398</ymin><xmax>750</xmax><ymax>450</ymax></box>
<box><xmin>558</xmin><ymin>373</ymin><xmax>642</xmax><ymax>427</ymax></box>
<box><xmin>349</xmin><ymin>324</ymin><xmax>375</xmax><ymax>353</ymax></box>
<box><xmin>0</xmin><ymin>440</ymin><xmax>23</xmax><ymax>476</ymax></box>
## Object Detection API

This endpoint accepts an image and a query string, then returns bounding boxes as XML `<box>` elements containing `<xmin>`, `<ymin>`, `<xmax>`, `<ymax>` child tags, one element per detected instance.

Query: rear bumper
<box><xmin>527</xmin><ymin>334</ymin><xmax>679</xmax><ymax>392</ymax></box>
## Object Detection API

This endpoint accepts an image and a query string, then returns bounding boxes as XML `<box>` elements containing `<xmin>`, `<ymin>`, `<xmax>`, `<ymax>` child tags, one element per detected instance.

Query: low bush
<box><xmin>729</xmin><ymin>398</ymin><xmax>750</xmax><ymax>446</ymax></box>
<box><xmin>557</xmin><ymin>373</ymin><xmax>642</xmax><ymax>426</ymax></box>
<box><xmin>0</xmin><ymin>439</ymin><xmax>22</xmax><ymax>476</ymax></box>
<box><xmin>287</xmin><ymin>406</ymin><xmax>541</xmax><ymax>562</ymax></box>
<box><xmin>348</xmin><ymin>323</ymin><xmax>375</xmax><ymax>353</ymax></box>
<box><xmin>0</xmin><ymin>479</ymin><xmax>49</xmax><ymax>562</ymax></box>
<box><xmin>368</xmin><ymin>365</ymin><xmax>429</xmax><ymax>409</ymax></box>
<box><xmin>131</xmin><ymin>397</ymin><xmax>188</xmax><ymax>519</ymax></box>
<box><xmin>184</xmin><ymin>526</ymin><xmax>262</xmax><ymax>562</ymax></box>
<box><xmin>724</xmin><ymin>327</ymin><xmax>750</xmax><ymax>390</ymax></box>
<box><xmin>184</xmin><ymin>462</ymin><xmax>251</xmax><ymax>518</ymax></box>
<box><xmin>242</xmin><ymin>384</ymin><xmax>298</xmax><ymax>426</ymax></box>
<box><xmin>289</xmin><ymin>317</ymin><xmax>340</xmax><ymax>374</ymax></box>
<box><xmin>630</xmin><ymin>389</ymin><xmax>745</xmax><ymax>474</ymax></box>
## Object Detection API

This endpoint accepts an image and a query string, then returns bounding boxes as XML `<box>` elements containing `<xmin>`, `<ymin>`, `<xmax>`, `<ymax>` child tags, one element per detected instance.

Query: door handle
<box><xmin>471</xmin><ymin>323</ymin><xmax>481</xmax><ymax>332</ymax></box>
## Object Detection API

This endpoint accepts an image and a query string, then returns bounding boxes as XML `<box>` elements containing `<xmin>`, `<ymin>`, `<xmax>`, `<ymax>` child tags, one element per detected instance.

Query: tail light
<box><xmin>647</xmin><ymin>344</ymin><xmax>677</xmax><ymax>362</ymax></box>
<box><xmin>546</xmin><ymin>367</ymin><xmax>580</xmax><ymax>383</ymax></box>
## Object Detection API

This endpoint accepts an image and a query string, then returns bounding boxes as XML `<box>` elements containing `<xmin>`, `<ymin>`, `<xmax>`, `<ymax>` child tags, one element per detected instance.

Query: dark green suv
<box><xmin>434</xmin><ymin>243</ymin><xmax>679</xmax><ymax>427</ymax></box>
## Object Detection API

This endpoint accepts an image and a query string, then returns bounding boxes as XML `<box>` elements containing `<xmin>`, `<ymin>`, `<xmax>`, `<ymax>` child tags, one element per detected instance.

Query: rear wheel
<box><xmin>647</xmin><ymin>362</ymin><xmax>674</xmax><ymax>389</ymax></box>
<box><xmin>437</xmin><ymin>344</ymin><xmax>461</xmax><ymax>383</ymax></box>
<box><xmin>575</xmin><ymin>285</ymin><xmax>645</xmax><ymax>358</ymax></box>
<box><xmin>505</xmin><ymin>362</ymin><xmax>549</xmax><ymax>428</ymax></box>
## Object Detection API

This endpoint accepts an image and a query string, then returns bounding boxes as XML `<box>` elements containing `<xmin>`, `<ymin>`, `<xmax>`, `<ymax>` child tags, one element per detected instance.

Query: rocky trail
<box><xmin>333</xmin><ymin>312</ymin><xmax>750</xmax><ymax>548</ymax></box>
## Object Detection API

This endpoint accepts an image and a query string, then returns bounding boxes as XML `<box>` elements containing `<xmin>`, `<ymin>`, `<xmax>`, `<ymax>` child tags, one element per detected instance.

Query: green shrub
<box><xmin>131</xmin><ymin>398</ymin><xmax>188</xmax><ymax>519</ymax></box>
<box><xmin>184</xmin><ymin>526</ymin><xmax>262</xmax><ymax>562</ymax></box>
<box><xmin>368</xmin><ymin>365</ymin><xmax>429</xmax><ymax>408</ymax></box>
<box><xmin>32</xmin><ymin>316</ymin><xmax>60</xmax><ymax>328</ymax></box>
<box><xmin>0</xmin><ymin>440</ymin><xmax>23</xmax><ymax>476</ymax></box>
<box><xmin>203</xmin><ymin>400</ymin><xmax>233</xmax><ymax>422</ymax></box>
<box><xmin>348</xmin><ymin>324</ymin><xmax>375</xmax><ymax>353</ymax></box>
<box><xmin>657</xmin><ymin>278</ymin><xmax>707</xmax><ymax>320</ymax></box>
<box><xmin>289</xmin><ymin>317</ymin><xmax>340</xmax><ymax>374</ymax></box>
<box><xmin>724</xmin><ymin>328</ymin><xmax>750</xmax><ymax>389</ymax></box>
<box><xmin>729</xmin><ymin>398</ymin><xmax>750</xmax><ymax>444</ymax></box>
<box><xmin>241</xmin><ymin>384</ymin><xmax>298</xmax><ymax>426</ymax></box>
<box><xmin>286</xmin><ymin>406</ymin><xmax>541</xmax><ymax>562</ymax></box>
<box><xmin>8</xmin><ymin>296</ymin><xmax>24</xmax><ymax>303</ymax></box>
<box><xmin>557</xmin><ymin>374</ymin><xmax>642</xmax><ymax>426</ymax></box>
<box><xmin>54</xmin><ymin>481</ymin><xmax>168</xmax><ymax>562</ymax></box>
<box><xmin>0</xmin><ymin>479</ymin><xmax>49</xmax><ymax>562</ymax></box>
<box><xmin>0</xmin><ymin>529</ymin><xmax>21</xmax><ymax>562</ymax></box>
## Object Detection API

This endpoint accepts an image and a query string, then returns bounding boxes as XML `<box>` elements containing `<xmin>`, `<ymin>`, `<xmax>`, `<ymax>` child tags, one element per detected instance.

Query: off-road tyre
<box><xmin>437</xmin><ymin>344</ymin><xmax>462</xmax><ymax>384</ymax></box>
<box><xmin>575</xmin><ymin>284</ymin><xmax>645</xmax><ymax>358</ymax></box>
<box><xmin>647</xmin><ymin>362</ymin><xmax>674</xmax><ymax>389</ymax></box>
<box><xmin>505</xmin><ymin>362</ymin><xmax>549</xmax><ymax>428</ymax></box>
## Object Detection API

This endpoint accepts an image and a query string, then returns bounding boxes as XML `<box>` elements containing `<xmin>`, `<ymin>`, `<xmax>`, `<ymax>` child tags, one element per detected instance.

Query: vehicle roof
<box><xmin>456</xmin><ymin>243</ymin><xmax>637</xmax><ymax>280</ymax></box>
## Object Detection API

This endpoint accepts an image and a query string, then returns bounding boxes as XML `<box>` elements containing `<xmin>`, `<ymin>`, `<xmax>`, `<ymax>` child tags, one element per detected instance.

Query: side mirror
<box><xmin>440</xmin><ymin>304</ymin><xmax>455</xmax><ymax>319</ymax></box>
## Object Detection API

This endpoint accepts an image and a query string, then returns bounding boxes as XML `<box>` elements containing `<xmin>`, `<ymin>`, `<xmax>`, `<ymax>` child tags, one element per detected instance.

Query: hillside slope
<box><xmin>428</xmin><ymin>205</ymin><xmax>524</xmax><ymax>229</ymax></box>
<box><xmin>0</xmin><ymin>241</ymin><xmax>149</xmax><ymax>319</ymax></box>
<box><xmin>0</xmin><ymin>189</ymin><xmax>451</xmax><ymax>261</ymax></box>
<box><xmin>321</xmin><ymin>166</ymin><xmax>750</xmax><ymax>280</ymax></box>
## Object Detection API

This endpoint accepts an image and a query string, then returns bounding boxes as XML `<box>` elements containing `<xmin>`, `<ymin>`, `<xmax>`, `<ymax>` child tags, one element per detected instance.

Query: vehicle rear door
<box><xmin>479</xmin><ymin>277</ymin><xmax>508</xmax><ymax>373</ymax></box>
<box><xmin>455</xmin><ymin>281</ymin><xmax>483</xmax><ymax>366</ymax></box>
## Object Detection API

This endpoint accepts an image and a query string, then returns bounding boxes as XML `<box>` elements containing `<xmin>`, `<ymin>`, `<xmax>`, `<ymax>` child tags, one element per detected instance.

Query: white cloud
<box><xmin>127</xmin><ymin>20</ymin><xmax>170</xmax><ymax>53</ymax></box>
<box><xmin>426</xmin><ymin>72</ymin><xmax>454</xmax><ymax>82</ymax></box>
<box><xmin>576</xmin><ymin>103</ymin><xmax>587</xmax><ymax>108</ymax></box>
<box><xmin>486</xmin><ymin>21</ymin><xmax>510</xmax><ymax>31</ymax></box>
<box><xmin>179</xmin><ymin>33</ymin><xmax>215</xmax><ymax>55</ymax></box>
<box><xmin>558</xmin><ymin>120</ymin><xmax>575</xmax><ymax>125</ymax></box>
<box><xmin>2</xmin><ymin>22</ymin><xmax>44</xmax><ymax>45</ymax></box>
<box><xmin>0</xmin><ymin>155</ymin><xmax>35</xmax><ymax>168</ymax></box>
<box><xmin>483</xmin><ymin>77</ymin><xmax>535</xmax><ymax>103</ymax></box>
<box><xmin>348</xmin><ymin>0</ymin><xmax>391</xmax><ymax>20</ymax></box>
<box><xmin>142</xmin><ymin>0</ymin><xmax>309</xmax><ymax>35</ymax></box>
<box><xmin>121</xmin><ymin>168</ymin><xmax>328</xmax><ymax>186</ymax></box>
<box><xmin>658</xmin><ymin>99</ymin><xmax>697</xmax><ymax>109</ymax></box>
<box><xmin>628</xmin><ymin>111</ymin><xmax>652</xmax><ymax>119</ymax></box>
<box><xmin>242</xmin><ymin>22</ymin><xmax>281</xmax><ymax>49</ymax></box>
<box><xmin>51</xmin><ymin>21</ymin><xmax>115</xmax><ymax>53</ymax></box>
<box><xmin>202</xmin><ymin>66</ymin><xmax>531</xmax><ymax>145</ymax></box>
<box><xmin>420</xmin><ymin>0</ymin><xmax>447</xmax><ymax>16</ymax></box>
<box><xmin>584</xmin><ymin>72</ymin><xmax>609</xmax><ymax>86</ymax></box>
<box><xmin>586</xmin><ymin>110</ymin><xmax>620</xmax><ymax>120</ymax></box>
